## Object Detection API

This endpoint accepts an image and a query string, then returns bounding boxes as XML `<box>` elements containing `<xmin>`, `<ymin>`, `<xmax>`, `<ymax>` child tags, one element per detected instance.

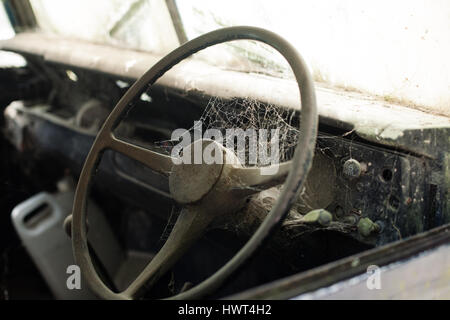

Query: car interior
<box><xmin>0</xmin><ymin>0</ymin><xmax>448</xmax><ymax>300</ymax></box>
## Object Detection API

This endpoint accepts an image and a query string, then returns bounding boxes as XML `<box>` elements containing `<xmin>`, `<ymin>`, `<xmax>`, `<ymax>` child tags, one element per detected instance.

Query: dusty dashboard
<box><xmin>1</xmin><ymin>33</ymin><xmax>449</xmax><ymax>255</ymax></box>
<box><xmin>2</xmin><ymin>59</ymin><xmax>448</xmax><ymax>253</ymax></box>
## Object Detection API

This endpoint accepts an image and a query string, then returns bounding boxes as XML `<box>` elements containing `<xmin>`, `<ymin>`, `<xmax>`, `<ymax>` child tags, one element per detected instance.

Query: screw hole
<box><xmin>381</xmin><ymin>168</ymin><xmax>393</xmax><ymax>182</ymax></box>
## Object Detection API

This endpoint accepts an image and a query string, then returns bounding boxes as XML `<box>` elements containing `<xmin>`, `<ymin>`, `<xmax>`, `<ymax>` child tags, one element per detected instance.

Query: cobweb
<box><xmin>156</xmin><ymin>96</ymin><xmax>301</xmax><ymax>244</ymax></box>
<box><xmin>156</xmin><ymin>96</ymin><xmax>300</xmax><ymax>166</ymax></box>
<box><xmin>202</xmin><ymin>97</ymin><xmax>300</xmax><ymax>165</ymax></box>
<box><xmin>156</xmin><ymin>96</ymin><xmax>352</xmax><ymax>248</ymax></box>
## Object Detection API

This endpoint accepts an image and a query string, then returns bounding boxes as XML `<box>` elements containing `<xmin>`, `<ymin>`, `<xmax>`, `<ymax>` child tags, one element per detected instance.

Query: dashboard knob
<box><xmin>343</xmin><ymin>159</ymin><xmax>362</xmax><ymax>179</ymax></box>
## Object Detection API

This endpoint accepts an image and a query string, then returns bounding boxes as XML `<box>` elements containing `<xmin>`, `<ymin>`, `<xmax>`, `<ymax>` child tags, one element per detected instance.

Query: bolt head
<box><xmin>343</xmin><ymin>159</ymin><xmax>362</xmax><ymax>179</ymax></box>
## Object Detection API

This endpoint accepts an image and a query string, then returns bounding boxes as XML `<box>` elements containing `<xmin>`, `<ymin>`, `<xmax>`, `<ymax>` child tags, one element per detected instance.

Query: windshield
<box><xmin>26</xmin><ymin>0</ymin><xmax>450</xmax><ymax>116</ymax></box>
<box><xmin>29</xmin><ymin>0</ymin><xmax>179</xmax><ymax>54</ymax></box>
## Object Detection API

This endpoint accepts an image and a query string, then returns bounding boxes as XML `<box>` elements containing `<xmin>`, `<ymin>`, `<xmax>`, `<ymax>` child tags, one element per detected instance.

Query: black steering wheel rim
<box><xmin>71</xmin><ymin>26</ymin><xmax>318</xmax><ymax>300</ymax></box>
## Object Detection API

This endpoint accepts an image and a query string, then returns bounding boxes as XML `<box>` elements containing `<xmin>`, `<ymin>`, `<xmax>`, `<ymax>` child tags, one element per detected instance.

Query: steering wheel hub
<box><xmin>169</xmin><ymin>140</ymin><xmax>224</xmax><ymax>205</ymax></box>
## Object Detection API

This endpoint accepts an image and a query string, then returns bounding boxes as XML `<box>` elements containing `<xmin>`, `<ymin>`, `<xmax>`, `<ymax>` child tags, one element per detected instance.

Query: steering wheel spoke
<box><xmin>107</xmin><ymin>134</ymin><xmax>174</xmax><ymax>176</ymax></box>
<box><xmin>228</xmin><ymin>161</ymin><xmax>292</xmax><ymax>194</ymax></box>
<box><xmin>123</xmin><ymin>207</ymin><xmax>214</xmax><ymax>299</ymax></box>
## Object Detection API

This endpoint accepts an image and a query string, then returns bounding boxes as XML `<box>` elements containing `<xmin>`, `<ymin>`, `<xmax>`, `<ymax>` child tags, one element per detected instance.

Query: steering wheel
<box><xmin>71</xmin><ymin>26</ymin><xmax>318</xmax><ymax>300</ymax></box>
